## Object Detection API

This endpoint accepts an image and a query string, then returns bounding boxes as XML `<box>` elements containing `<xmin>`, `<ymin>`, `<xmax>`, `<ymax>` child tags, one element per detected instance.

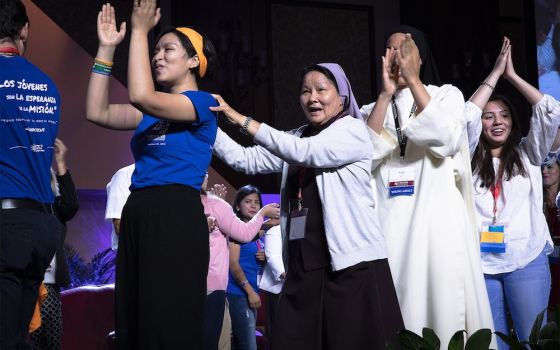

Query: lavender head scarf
<box><xmin>313</xmin><ymin>63</ymin><xmax>361</xmax><ymax>120</ymax></box>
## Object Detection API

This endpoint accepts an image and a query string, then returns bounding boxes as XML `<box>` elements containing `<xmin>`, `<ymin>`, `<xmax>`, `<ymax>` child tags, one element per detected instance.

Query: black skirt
<box><xmin>272</xmin><ymin>256</ymin><xmax>404</xmax><ymax>350</ymax></box>
<box><xmin>115</xmin><ymin>184</ymin><xmax>209</xmax><ymax>350</ymax></box>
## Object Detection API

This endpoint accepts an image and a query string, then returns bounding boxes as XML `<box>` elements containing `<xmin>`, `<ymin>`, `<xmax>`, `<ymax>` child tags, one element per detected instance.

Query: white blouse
<box><xmin>466</xmin><ymin>95</ymin><xmax>560</xmax><ymax>274</ymax></box>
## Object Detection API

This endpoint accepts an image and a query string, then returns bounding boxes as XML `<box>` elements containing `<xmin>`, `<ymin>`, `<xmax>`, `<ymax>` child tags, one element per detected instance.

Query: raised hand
<box><xmin>381</xmin><ymin>47</ymin><xmax>398</xmax><ymax>96</ymax></box>
<box><xmin>131</xmin><ymin>0</ymin><xmax>161</xmax><ymax>34</ymax></box>
<box><xmin>396</xmin><ymin>34</ymin><xmax>421</xmax><ymax>86</ymax></box>
<box><xmin>503</xmin><ymin>38</ymin><xmax>518</xmax><ymax>81</ymax></box>
<box><xmin>491</xmin><ymin>36</ymin><xmax>510</xmax><ymax>77</ymax></box>
<box><xmin>210</xmin><ymin>183</ymin><xmax>228</xmax><ymax>200</ymax></box>
<box><xmin>97</xmin><ymin>3</ymin><xmax>126</xmax><ymax>47</ymax></box>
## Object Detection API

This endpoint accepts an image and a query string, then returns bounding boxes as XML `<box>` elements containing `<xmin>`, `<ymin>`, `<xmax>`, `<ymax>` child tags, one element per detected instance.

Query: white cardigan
<box><xmin>213</xmin><ymin>116</ymin><xmax>387</xmax><ymax>271</ymax></box>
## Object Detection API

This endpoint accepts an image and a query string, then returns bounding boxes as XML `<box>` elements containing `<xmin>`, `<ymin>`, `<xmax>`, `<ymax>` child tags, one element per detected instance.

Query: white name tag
<box><xmin>388</xmin><ymin>167</ymin><xmax>415</xmax><ymax>197</ymax></box>
<box><xmin>289</xmin><ymin>208</ymin><xmax>308</xmax><ymax>240</ymax></box>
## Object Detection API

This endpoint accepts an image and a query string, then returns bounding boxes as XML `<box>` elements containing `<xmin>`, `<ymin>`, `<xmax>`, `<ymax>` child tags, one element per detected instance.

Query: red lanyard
<box><xmin>296</xmin><ymin>168</ymin><xmax>306</xmax><ymax>211</ymax></box>
<box><xmin>490</xmin><ymin>179</ymin><xmax>502</xmax><ymax>225</ymax></box>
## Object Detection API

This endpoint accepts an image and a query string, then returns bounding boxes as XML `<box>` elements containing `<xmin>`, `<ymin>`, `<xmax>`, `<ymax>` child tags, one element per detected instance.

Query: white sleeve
<box><xmin>402</xmin><ymin>85</ymin><xmax>467</xmax><ymax>159</ymax></box>
<box><xmin>105</xmin><ymin>169</ymin><xmax>132</xmax><ymax>220</ymax></box>
<box><xmin>264</xmin><ymin>225</ymin><xmax>285</xmax><ymax>281</ymax></box>
<box><xmin>465</xmin><ymin>101</ymin><xmax>483</xmax><ymax>158</ymax></box>
<box><xmin>253</xmin><ymin>117</ymin><xmax>372</xmax><ymax>168</ymax></box>
<box><xmin>520</xmin><ymin>95</ymin><xmax>560</xmax><ymax>166</ymax></box>
<box><xmin>213</xmin><ymin>128</ymin><xmax>284</xmax><ymax>174</ymax></box>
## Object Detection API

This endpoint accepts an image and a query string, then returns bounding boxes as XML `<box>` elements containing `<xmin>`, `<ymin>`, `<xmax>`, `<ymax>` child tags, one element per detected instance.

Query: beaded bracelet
<box><xmin>92</xmin><ymin>61</ymin><xmax>112</xmax><ymax>76</ymax></box>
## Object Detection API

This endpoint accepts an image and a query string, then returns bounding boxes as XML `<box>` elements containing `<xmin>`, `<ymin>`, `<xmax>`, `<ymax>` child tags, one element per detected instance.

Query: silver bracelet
<box><xmin>481</xmin><ymin>81</ymin><xmax>495</xmax><ymax>91</ymax></box>
<box><xmin>240</xmin><ymin>116</ymin><xmax>253</xmax><ymax>135</ymax></box>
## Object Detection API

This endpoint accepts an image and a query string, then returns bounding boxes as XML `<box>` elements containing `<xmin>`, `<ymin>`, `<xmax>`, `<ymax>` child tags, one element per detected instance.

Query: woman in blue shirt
<box><xmin>85</xmin><ymin>2</ymin><xmax>218</xmax><ymax>349</ymax></box>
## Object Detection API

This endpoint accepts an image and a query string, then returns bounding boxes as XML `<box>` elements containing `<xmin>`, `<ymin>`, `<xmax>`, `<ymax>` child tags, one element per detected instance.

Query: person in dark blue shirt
<box><xmin>85</xmin><ymin>2</ymin><xmax>218</xmax><ymax>349</ymax></box>
<box><xmin>0</xmin><ymin>1</ymin><xmax>61</xmax><ymax>349</ymax></box>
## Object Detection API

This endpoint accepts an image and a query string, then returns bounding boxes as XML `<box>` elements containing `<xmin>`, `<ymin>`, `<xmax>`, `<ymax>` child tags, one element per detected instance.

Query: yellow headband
<box><xmin>176</xmin><ymin>27</ymin><xmax>207</xmax><ymax>78</ymax></box>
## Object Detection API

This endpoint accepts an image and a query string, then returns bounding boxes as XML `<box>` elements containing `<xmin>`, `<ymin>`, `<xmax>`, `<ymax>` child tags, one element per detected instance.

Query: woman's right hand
<box><xmin>131</xmin><ymin>0</ymin><xmax>161</xmax><ymax>34</ymax></box>
<box><xmin>261</xmin><ymin>203</ymin><xmax>280</xmax><ymax>221</ymax></box>
<box><xmin>97</xmin><ymin>3</ymin><xmax>126</xmax><ymax>48</ymax></box>
<box><xmin>210</xmin><ymin>94</ymin><xmax>246</xmax><ymax>126</ymax></box>
<box><xmin>380</xmin><ymin>47</ymin><xmax>398</xmax><ymax>96</ymax></box>
<box><xmin>491</xmin><ymin>36</ymin><xmax>510</xmax><ymax>77</ymax></box>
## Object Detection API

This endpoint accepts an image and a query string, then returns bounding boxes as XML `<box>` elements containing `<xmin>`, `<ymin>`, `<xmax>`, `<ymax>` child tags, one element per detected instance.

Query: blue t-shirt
<box><xmin>0</xmin><ymin>55</ymin><xmax>60</xmax><ymax>203</ymax></box>
<box><xmin>130</xmin><ymin>90</ymin><xmax>217</xmax><ymax>191</ymax></box>
<box><xmin>227</xmin><ymin>241</ymin><xmax>259</xmax><ymax>296</ymax></box>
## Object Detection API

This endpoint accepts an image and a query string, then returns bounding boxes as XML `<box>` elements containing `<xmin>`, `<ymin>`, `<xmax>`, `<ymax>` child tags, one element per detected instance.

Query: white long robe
<box><xmin>361</xmin><ymin>85</ymin><xmax>495</xmax><ymax>346</ymax></box>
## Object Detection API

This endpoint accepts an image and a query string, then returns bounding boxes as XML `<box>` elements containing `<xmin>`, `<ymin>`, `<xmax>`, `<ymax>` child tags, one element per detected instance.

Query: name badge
<box><xmin>480</xmin><ymin>223</ymin><xmax>506</xmax><ymax>253</ymax></box>
<box><xmin>289</xmin><ymin>208</ymin><xmax>308</xmax><ymax>240</ymax></box>
<box><xmin>388</xmin><ymin>167</ymin><xmax>415</xmax><ymax>197</ymax></box>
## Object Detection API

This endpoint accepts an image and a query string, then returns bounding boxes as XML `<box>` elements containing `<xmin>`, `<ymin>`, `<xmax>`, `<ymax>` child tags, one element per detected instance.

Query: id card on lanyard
<box><xmin>388</xmin><ymin>97</ymin><xmax>416</xmax><ymax>197</ymax></box>
<box><xmin>480</xmin><ymin>180</ymin><xmax>506</xmax><ymax>253</ymax></box>
<box><xmin>388</xmin><ymin>167</ymin><xmax>415</xmax><ymax>196</ymax></box>
<box><xmin>289</xmin><ymin>167</ymin><xmax>308</xmax><ymax>240</ymax></box>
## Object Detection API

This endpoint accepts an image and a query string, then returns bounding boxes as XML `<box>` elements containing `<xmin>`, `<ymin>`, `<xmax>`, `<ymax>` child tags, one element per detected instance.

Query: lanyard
<box><xmin>296</xmin><ymin>167</ymin><xmax>307</xmax><ymax>211</ymax></box>
<box><xmin>391</xmin><ymin>96</ymin><xmax>417</xmax><ymax>161</ymax></box>
<box><xmin>490</xmin><ymin>178</ymin><xmax>502</xmax><ymax>225</ymax></box>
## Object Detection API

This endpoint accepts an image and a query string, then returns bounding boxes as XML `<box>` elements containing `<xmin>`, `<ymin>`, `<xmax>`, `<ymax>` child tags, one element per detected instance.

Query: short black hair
<box><xmin>155</xmin><ymin>27</ymin><xmax>218</xmax><ymax>81</ymax></box>
<box><xmin>0</xmin><ymin>0</ymin><xmax>28</xmax><ymax>41</ymax></box>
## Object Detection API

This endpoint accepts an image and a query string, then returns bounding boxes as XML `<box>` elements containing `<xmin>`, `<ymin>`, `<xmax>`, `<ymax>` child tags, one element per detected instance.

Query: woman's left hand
<box><xmin>209</xmin><ymin>94</ymin><xmax>245</xmax><ymax>125</ymax></box>
<box><xmin>131</xmin><ymin>0</ymin><xmax>161</xmax><ymax>33</ymax></box>
<box><xmin>396</xmin><ymin>34</ymin><xmax>421</xmax><ymax>86</ymax></box>
<box><xmin>503</xmin><ymin>40</ymin><xmax>518</xmax><ymax>81</ymax></box>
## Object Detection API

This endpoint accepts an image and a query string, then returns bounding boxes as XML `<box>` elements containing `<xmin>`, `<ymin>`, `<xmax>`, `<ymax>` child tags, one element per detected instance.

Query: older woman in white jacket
<box><xmin>210</xmin><ymin>63</ymin><xmax>404</xmax><ymax>350</ymax></box>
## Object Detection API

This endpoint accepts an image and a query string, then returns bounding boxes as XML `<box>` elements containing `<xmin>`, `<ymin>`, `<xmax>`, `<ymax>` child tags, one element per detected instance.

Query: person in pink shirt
<box><xmin>201</xmin><ymin>174</ymin><xmax>279</xmax><ymax>350</ymax></box>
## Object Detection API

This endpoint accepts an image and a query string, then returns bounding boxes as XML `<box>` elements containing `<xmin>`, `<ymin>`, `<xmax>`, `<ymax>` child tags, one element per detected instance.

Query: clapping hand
<box><xmin>97</xmin><ymin>3</ymin><xmax>126</xmax><ymax>48</ymax></box>
<box><xmin>396</xmin><ymin>34</ymin><xmax>421</xmax><ymax>86</ymax></box>
<box><xmin>131</xmin><ymin>0</ymin><xmax>161</xmax><ymax>34</ymax></box>
<box><xmin>208</xmin><ymin>183</ymin><xmax>227</xmax><ymax>200</ymax></box>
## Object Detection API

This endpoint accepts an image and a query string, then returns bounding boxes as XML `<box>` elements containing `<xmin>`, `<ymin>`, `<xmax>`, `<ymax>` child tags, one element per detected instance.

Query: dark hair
<box><xmin>0</xmin><ymin>0</ymin><xmax>28</xmax><ymax>40</ymax></box>
<box><xmin>471</xmin><ymin>95</ymin><xmax>528</xmax><ymax>188</ymax></box>
<box><xmin>299</xmin><ymin>64</ymin><xmax>339</xmax><ymax>93</ymax></box>
<box><xmin>155</xmin><ymin>26</ymin><xmax>218</xmax><ymax>81</ymax></box>
<box><xmin>233</xmin><ymin>185</ymin><xmax>263</xmax><ymax>221</ymax></box>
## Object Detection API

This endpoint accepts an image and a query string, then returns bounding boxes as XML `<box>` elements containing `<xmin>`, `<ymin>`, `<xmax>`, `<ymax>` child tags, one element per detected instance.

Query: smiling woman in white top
<box><xmin>467</xmin><ymin>37</ymin><xmax>560</xmax><ymax>350</ymax></box>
